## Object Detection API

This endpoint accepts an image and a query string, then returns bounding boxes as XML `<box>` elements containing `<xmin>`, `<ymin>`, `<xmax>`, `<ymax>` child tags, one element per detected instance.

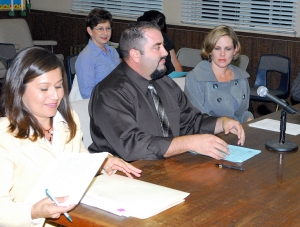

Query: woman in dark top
<box><xmin>137</xmin><ymin>10</ymin><xmax>182</xmax><ymax>75</ymax></box>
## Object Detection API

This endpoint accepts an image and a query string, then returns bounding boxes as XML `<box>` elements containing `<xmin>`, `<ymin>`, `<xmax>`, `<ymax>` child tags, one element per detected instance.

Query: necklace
<box><xmin>43</xmin><ymin>125</ymin><xmax>53</xmax><ymax>142</ymax></box>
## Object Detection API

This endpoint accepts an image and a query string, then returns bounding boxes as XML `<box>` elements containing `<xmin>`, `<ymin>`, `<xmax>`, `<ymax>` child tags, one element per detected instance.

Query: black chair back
<box><xmin>0</xmin><ymin>43</ymin><xmax>16</xmax><ymax>68</ymax></box>
<box><xmin>250</xmin><ymin>54</ymin><xmax>291</xmax><ymax>101</ymax></box>
<box><xmin>66</xmin><ymin>54</ymin><xmax>79</xmax><ymax>92</ymax></box>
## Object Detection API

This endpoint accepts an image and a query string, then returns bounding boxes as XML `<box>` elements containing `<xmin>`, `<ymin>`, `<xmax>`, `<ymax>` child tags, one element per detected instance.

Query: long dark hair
<box><xmin>0</xmin><ymin>47</ymin><xmax>77</xmax><ymax>142</ymax></box>
<box><xmin>137</xmin><ymin>10</ymin><xmax>166</xmax><ymax>33</ymax></box>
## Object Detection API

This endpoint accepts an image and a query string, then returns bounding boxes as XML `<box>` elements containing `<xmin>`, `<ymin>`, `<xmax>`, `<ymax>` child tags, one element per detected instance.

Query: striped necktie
<box><xmin>148</xmin><ymin>82</ymin><xmax>173</xmax><ymax>137</ymax></box>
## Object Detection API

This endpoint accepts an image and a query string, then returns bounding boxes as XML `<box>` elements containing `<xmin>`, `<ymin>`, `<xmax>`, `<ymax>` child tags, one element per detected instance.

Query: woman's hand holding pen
<box><xmin>103</xmin><ymin>156</ymin><xmax>142</xmax><ymax>178</ymax></box>
<box><xmin>31</xmin><ymin>196</ymin><xmax>75</xmax><ymax>220</ymax></box>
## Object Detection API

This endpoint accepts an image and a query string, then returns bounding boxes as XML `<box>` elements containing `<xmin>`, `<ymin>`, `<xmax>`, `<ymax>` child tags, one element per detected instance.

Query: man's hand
<box><xmin>215</xmin><ymin>117</ymin><xmax>245</xmax><ymax>145</ymax></box>
<box><xmin>165</xmin><ymin>134</ymin><xmax>230</xmax><ymax>160</ymax></box>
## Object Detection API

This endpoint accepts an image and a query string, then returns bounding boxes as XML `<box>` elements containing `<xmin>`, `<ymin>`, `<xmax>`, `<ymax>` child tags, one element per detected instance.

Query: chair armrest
<box><xmin>0</xmin><ymin>62</ymin><xmax>6</xmax><ymax>79</ymax></box>
<box><xmin>33</xmin><ymin>40</ymin><xmax>58</xmax><ymax>46</ymax></box>
<box><xmin>0</xmin><ymin>61</ymin><xmax>6</xmax><ymax>70</ymax></box>
<box><xmin>33</xmin><ymin>40</ymin><xmax>58</xmax><ymax>53</ymax></box>
<box><xmin>12</xmin><ymin>44</ymin><xmax>19</xmax><ymax>50</ymax></box>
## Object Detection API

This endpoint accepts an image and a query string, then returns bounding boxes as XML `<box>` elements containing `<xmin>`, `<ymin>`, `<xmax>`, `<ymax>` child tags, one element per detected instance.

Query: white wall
<box><xmin>31</xmin><ymin>0</ymin><xmax>73</xmax><ymax>14</ymax></box>
<box><xmin>31</xmin><ymin>0</ymin><xmax>183</xmax><ymax>25</ymax></box>
<box><xmin>31</xmin><ymin>0</ymin><xmax>300</xmax><ymax>37</ymax></box>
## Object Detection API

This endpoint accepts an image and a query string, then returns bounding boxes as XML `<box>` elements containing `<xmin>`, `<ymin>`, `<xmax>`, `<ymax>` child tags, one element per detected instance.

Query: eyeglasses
<box><xmin>93</xmin><ymin>27</ymin><xmax>112</xmax><ymax>32</ymax></box>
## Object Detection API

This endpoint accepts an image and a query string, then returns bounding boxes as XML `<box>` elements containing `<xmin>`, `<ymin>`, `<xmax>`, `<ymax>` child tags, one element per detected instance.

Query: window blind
<box><xmin>71</xmin><ymin>0</ymin><xmax>163</xmax><ymax>19</ymax></box>
<box><xmin>181</xmin><ymin>0</ymin><xmax>298</xmax><ymax>35</ymax></box>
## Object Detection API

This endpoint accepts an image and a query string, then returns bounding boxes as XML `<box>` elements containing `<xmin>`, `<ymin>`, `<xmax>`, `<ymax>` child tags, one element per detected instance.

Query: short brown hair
<box><xmin>201</xmin><ymin>25</ymin><xmax>241</xmax><ymax>61</ymax></box>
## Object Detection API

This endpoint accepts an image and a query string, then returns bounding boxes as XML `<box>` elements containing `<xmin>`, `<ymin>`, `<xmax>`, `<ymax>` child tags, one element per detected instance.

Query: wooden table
<box><xmin>50</xmin><ymin>105</ymin><xmax>300</xmax><ymax>227</ymax></box>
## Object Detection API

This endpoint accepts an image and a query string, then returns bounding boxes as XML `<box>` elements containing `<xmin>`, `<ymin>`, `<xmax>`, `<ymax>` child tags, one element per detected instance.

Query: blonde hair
<box><xmin>201</xmin><ymin>25</ymin><xmax>241</xmax><ymax>61</ymax></box>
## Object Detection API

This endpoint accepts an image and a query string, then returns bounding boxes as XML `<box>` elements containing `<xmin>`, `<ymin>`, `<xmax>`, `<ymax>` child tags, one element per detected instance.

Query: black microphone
<box><xmin>257</xmin><ymin>86</ymin><xmax>299</xmax><ymax>115</ymax></box>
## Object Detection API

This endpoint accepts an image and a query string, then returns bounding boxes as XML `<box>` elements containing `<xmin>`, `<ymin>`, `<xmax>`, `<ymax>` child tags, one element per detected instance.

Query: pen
<box><xmin>216</xmin><ymin>148</ymin><xmax>229</xmax><ymax>156</ymax></box>
<box><xmin>215</xmin><ymin>163</ymin><xmax>245</xmax><ymax>171</ymax></box>
<box><xmin>45</xmin><ymin>189</ymin><xmax>72</xmax><ymax>222</ymax></box>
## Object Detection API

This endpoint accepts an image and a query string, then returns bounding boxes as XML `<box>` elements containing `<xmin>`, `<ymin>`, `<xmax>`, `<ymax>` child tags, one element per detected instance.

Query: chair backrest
<box><xmin>0</xmin><ymin>43</ymin><xmax>16</xmax><ymax>69</ymax></box>
<box><xmin>66</xmin><ymin>54</ymin><xmax>79</xmax><ymax>91</ymax></box>
<box><xmin>176</xmin><ymin>48</ymin><xmax>202</xmax><ymax>68</ymax></box>
<box><xmin>71</xmin><ymin>98</ymin><xmax>92</xmax><ymax>149</ymax></box>
<box><xmin>253</xmin><ymin>54</ymin><xmax>291</xmax><ymax>99</ymax></box>
<box><xmin>172</xmin><ymin>77</ymin><xmax>186</xmax><ymax>91</ymax></box>
<box><xmin>231</xmin><ymin>54</ymin><xmax>249</xmax><ymax>70</ymax></box>
<box><xmin>0</xmin><ymin>19</ymin><xmax>34</xmax><ymax>52</ymax></box>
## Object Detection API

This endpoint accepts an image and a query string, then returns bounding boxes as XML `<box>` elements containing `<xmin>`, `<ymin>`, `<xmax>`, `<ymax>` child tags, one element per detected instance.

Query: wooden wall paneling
<box><xmin>75</xmin><ymin>17</ymin><xmax>89</xmax><ymax>47</ymax></box>
<box><xmin>2</xmin><ymin>9</ymin><xmax>300</xmax><ymax>117</ymax></box>
<box><xmin>110</xmin><ymin>20</ymin><xmax>130</xmax><ymax>43</ymax></box>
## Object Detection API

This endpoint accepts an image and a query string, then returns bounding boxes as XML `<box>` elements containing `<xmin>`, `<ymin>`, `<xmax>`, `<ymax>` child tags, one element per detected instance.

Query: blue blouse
<box><xmin>75</xmin><ymin>39</ymin><xmax>120</xmax><ymax>98</ymax></box>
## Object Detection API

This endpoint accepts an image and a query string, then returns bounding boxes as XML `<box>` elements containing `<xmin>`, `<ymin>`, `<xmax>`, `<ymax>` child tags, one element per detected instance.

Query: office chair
<box><xmin>0</xmin><ymin>43</ymin><xmax>16</xmax><ymax>73</ymax></box>
<box><xmin>67</xmin><ymin>54</ymin><xmax>83</xmax><ymax>102</ymax></box>
<box><xmin>0</xmin><ymin>43</ymin><xmax>16</xmax><ymax>88</ymax></box>
<box><xmin>176</xmin><ymin>48</ymin><xmax>202</xmax><ymax>69</ymax></box>
<box><xmin>0</xmin><ymin>43</ymin><xmax>16</xmax><ymax>68</ymax></box>
<box><xmin>0</xmin><ymin>18</ymin><xmax>64</xmax><ymax>87</ymax></box>
<box><xmin>250</xmin><ymin>54</ymin><xmax>291</xmax><ymax>112</ymax></box>
<box><xmin>231</xmin><ymin>54</ymin><xmax>249</xmax><ymax>70</ymax></box>
<box><xmin>66</xmin><ymin>54</ymin><xmax>79</xmax><ymax>92</ymax></box>
<box><xmin>171</xmin><ymin>77</ymin><xmax>186</xmax><ymax>91</ymax></box>
<box><xmin>0</xmin><ymin>19</ymin><xmax>63</xmax><ymax>62</ymax></box>
<box><xmin>70</xmin><ymin>98</ymin><xmax>92</xmax><ymax>148</ymax></box>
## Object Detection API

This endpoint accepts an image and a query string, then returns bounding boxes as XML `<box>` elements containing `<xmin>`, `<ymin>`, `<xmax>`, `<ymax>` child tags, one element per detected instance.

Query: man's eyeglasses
<box><xmin>93</xmin><ymin>27</ymin><xmax>112</xmax><ymax>32</ymax></box>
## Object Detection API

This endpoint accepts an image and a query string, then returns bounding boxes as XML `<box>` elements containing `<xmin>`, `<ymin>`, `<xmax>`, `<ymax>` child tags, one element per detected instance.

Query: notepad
<box><xmin>222</xmin><ymin>145</ymin><xmax>261</xmax><ymax>163</ymax></box>
<box><xmin>189</xmin><ymin>145</ymin><xmax>261</xmax><ymax>163</ymax></box>
<box><xmin>81</xmin><ymin>174</ymin><xmax>190</xmax><ymax>219</ymax></box>
<box><xmin>168</xmin><ymin>71</ymin><xmax>188</xmax><ymax>78</ymax></box>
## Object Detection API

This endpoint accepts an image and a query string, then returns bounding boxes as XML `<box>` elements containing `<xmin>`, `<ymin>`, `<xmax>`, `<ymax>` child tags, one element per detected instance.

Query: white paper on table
<box><xmin>81</xmin><ymin>174</ymin><xmax>190</xmax><ymax>219</ymax></box>
<box><xmin>25</xmin><ymin>152</ymin><xmax>108</xmax><ymax>205</ymax></box>
<box><xmin>248</xmin><ymin>118</ymin><xmax>300</xmax><ymax>135</ymax></box>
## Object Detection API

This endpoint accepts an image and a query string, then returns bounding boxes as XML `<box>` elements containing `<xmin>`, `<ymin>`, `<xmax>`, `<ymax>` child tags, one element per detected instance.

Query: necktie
<box><xmin>148</xmin><ymin>82</ymin><xmax>173</xmax><ymax>137</ymax></box>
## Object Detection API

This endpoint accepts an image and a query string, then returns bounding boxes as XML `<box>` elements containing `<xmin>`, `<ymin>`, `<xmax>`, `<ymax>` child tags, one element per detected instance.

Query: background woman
<box><xmin>185</xmin><ymin>25</ymin><xmax>253</xmax><ymax>123</ymax></box>
<box><xmin>137</xmin><ymin>10</ymin><xmax>182</xmax><ymax>75</ymax></box>
<box><xmin>74</xmin><ymin>8</ymin><xmax>120</xmax><ymax>99</ymax></box>
<box><xmin>0</xmin><ymin>47</ymin><xmax>141</xmax><ymax>227</ymax></box>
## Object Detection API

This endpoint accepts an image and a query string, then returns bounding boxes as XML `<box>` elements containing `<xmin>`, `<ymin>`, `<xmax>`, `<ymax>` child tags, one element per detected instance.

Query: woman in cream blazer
<box><xmin>0</xmin><ymin>47</ymin><xmax>141</xmax><ymax>227</ymax></box>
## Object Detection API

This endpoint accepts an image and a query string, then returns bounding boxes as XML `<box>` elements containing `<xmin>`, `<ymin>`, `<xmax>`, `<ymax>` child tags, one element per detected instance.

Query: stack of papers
<box><xmin>81</xmin><ymin>174</ymin><xmax>190</xmax><ymax>219</ymax></box>
<box><xmin>25</xmin><ymin>152</ymin><xmax>108</xmax><ymax>205</ymax></box>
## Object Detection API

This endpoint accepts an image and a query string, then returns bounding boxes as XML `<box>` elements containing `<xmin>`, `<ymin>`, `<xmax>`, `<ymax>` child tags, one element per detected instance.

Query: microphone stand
<box><xmin>265</xmin><ymin>110</ymin><xmax>298</xmax><ymax>152</ymax></box>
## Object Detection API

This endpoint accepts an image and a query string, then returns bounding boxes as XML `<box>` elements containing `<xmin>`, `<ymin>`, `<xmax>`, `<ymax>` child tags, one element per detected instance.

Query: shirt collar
<box><xmin>52</xmin><ymin>110</ymin><xmax>66</xmax><ymax>127</ymax></box>
<box><xmin>121</xmin><ymin>61</ymin><xmax>151</xmax><ymax>95</ymax></box>
<box><xmin>29</xmin><ymin>110</ymin><xmax>66</xmax><ymax>136</ymax></box>
<box><xmin>89</xmin><ymin>39</ymin><xmax>110</xmax><ymax>56</ymax></box>
<box><xmin>195</xmin><ymin>60</ymin><xmax>249</xmax><ymax>81</ymax></box>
